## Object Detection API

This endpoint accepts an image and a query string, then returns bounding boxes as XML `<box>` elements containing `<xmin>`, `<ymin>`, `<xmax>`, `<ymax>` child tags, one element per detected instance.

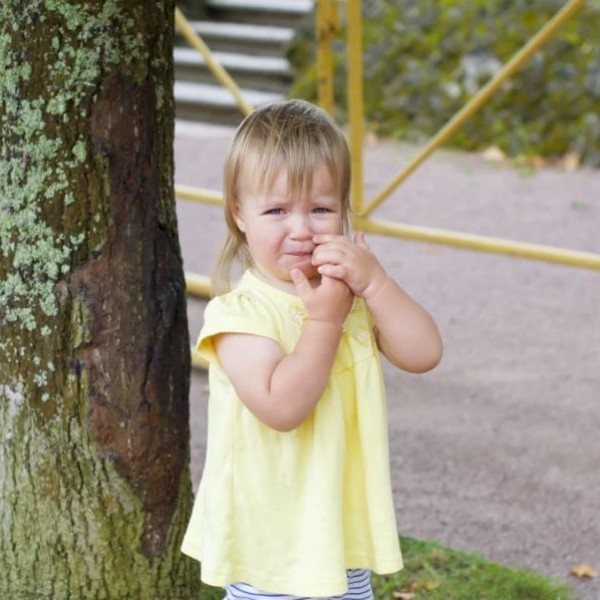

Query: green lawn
<box><xmin>373</xmin><ymin>536</ymin><xmax>575</xmax><ymax>600</ymax></box>
<box><xmin>200</xmin><ymin>535</ymin><xmax>576</xmax><ymax>599</ymax></box>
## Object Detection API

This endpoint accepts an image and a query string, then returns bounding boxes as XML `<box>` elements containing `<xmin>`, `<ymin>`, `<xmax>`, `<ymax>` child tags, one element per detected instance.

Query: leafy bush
<box><xmin>289</xmin><ymin>0</ymin><xmax>600</xmax><ymax>165</ymax></box>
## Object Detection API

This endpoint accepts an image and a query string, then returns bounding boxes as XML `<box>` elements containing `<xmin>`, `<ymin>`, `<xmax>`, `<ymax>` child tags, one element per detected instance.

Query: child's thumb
<box><xmin>290</xmin><ymin>269</ymin><xmax>310</xmax><ymax>297</ymax></box>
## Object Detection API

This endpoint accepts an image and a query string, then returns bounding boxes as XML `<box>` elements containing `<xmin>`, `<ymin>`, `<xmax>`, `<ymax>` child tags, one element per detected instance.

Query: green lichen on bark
<box><xmin>0</xmin><ymin>0</ymin><xmax>199</xmax><ymax>596</ymax></box>
<box><xmin>0</xmin><ymin>0</ymin><xmax>174</xmax><ymax>397</ymax></box>
<box><xmin>0</xmin><ymin>0</ymin><xmax>144</xmax><ymax>335</ymax></box>
<box><xmin>0</xmin><ymin>381</ymin><xmax>198</xmax><ymax>598</ymax></box>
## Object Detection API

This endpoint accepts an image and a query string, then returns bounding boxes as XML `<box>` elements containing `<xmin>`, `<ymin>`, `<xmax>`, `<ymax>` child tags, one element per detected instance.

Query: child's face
<box><xmin>234</xmin><ymin>164</ymin><xmax>343</xmax><ymax>287</ymax></box>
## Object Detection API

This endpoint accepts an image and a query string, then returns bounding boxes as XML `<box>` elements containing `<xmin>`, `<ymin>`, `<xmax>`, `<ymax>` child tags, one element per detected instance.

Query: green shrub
<box><xmin>289</xmin><ymin>0</ymin><xmax>600</xmax><ymax>166</ymax></box>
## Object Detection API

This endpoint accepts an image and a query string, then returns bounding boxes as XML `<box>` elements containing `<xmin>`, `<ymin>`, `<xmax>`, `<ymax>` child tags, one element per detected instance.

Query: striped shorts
<box><xmin>224</xmin><ymin>569</ymin><xmax>373</xmax><ymax>600</ymax></box>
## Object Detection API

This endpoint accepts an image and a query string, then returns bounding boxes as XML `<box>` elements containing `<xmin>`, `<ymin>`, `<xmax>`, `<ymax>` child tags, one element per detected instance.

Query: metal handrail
<box><xmin>356</xmin><ymin>217</ymin><xmax>600</xmax><ymax>271</ymax></box>
<box><xmin>191</xmin><ymin>348</ymin><xmax>208</xmax><ymax>370</ymax></box>
<box><xmin>360</xmin><ymin>0</ymin><xmax>587</xmax><ymax>217</ymax></box>
<box><xmin>178</xmin><ymin>0</ymin><xmax>599</xmax><ymax>323</ymax></box>
<box><xmin>175</xmin><ymin>184</ymin><xmax>223</xmax><ymax>206</ymax></box>
<box><xmin>185</xmin><ymin>273</ymin><xmax>212</xmax><ymax>297</ymax></box>
<box><xmin>346</xmin><ymin>0</ymin><xmax>365</xmax><ymax>217</ymax></box>
<box><xmin>181</xmin><ymin>0</ymin><xmax>598</xmax><ymax>371</ymax></box>
<box><xmin>315</xmin><ymin>0</ymin><xmax>339</xmax><ymax>114</ymax></box>
<box><xmin>174</xmin><ymin>7</ymin><xmax>254</xmax><ymax>116</ymax></box>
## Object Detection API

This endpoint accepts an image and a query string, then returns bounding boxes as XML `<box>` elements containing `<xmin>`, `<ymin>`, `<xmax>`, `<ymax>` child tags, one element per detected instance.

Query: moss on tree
<box><xmin>0</xmin><ymin>1</ymin><xmax>200</xmax><ymax>596</ymax></box>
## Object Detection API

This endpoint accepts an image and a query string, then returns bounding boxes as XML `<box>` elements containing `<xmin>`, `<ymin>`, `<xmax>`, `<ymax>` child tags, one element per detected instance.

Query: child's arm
<box><xmin>214</xmin><ymin>271</ymin><xmax>353</xmax><ymax>432</ymax></box>
<box><xmin>312</xmin><ymin>233</ymin><xmax>443</xmax><ymax>373</ymax></box>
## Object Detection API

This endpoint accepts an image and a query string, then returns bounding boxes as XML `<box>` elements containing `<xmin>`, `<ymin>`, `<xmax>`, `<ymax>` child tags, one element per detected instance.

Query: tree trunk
<box><xmin>0</xmin><ymin>1</ymin><xmax>200</xmax><ymax>597</ymax></box>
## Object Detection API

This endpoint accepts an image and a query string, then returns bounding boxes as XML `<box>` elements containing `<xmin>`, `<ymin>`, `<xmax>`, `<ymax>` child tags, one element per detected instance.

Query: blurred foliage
<box><xmin>288</xmin><ymin>0</ymin><xmax>600</xmax><ymax>166</ymax></box>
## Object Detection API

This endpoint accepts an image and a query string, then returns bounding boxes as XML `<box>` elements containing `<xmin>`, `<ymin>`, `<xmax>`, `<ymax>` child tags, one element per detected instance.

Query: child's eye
<box><xmin>312</xmin><ymin>207</ymin><xmax>332</xmax><ymax>214</ymax></box>
<box><xmin>264</xmin><ymin>208</ymin><xmax>284</xmax><ymax>215</ymax></box>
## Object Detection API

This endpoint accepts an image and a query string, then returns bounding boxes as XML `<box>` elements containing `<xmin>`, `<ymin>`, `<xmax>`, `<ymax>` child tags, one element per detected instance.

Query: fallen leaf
<box><xmin>364</xmin><ymin>131</ymin><xmax>379</xmax><ymax>147</ymax></box>
<box><xmin>529</xmin><ymin>155</ymin><xmax>549</xmax><ymax>168</ymax></box>
<box><xmin>482</xmin><ymin>146</ymin><xmax>506</xmax><ymax>162</ymax></box>
<box><xmin>421</xmin><ymin>580</ymin><xmax>441</xmax><ymax>591</ymax></box>
<box><xmin>570</xmin><ymin>564</ymin><xmax>597</xmax><ymax>578</ymax></box>
<box><xmin>392</xmin><ymin>592</ymin><xmax>415</xmax><ymax>600</ymax></box>
<box><xmin>561</xmin><ymin>151</ymin><xmax>581</xmax><ymax>172</ymax></box>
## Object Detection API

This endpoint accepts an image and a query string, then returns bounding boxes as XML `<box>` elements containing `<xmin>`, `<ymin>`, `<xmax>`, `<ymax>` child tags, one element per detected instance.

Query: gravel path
<box><xmin>175</xmin><ymin>121</ymin><xmax>600</xmax><ymax>600</ymax></box>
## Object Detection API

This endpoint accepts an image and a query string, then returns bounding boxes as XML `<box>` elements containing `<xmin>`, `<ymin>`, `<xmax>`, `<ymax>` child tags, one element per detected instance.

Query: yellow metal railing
<box><xmin>175</xmin><ymin>184</ymin><xmax>223</xmax><ymax>206</ymax></box>
<box><xmin>176</xmin><ymin>1</ymin><xmax>599</xmax><ymax>368</ymax></box>
<box><xmin>346</xmin><ymin>0</ymin><xmax>365</xmax><ymax>217</ymax></box>
<box><xmin>341</xmin><ymin>0</ymin><xmax>599</xmax><ymax>270</ymax></box>
<box><xmin>356</xmin><ymin>217</ymin><xmax>600</xmax><ymax>271</ymax></box>
<box><xmin>315</xmin><ymin>0</ymin><xmax>339</xmax><ymax>114</ymax></box>
<box><xmin>174</xmin><ymin>7</ymin><xmax>254</xmax><ymax>116</ymax></box>
<box><xmin>360</xmin><ymin>0</ymin><xmax>588</xmax><ymax>217</ymax></box>
<box><xmin>177</xmin><ymin>0</ymin><xmax>599</xmax><ymax>272</ymax></box>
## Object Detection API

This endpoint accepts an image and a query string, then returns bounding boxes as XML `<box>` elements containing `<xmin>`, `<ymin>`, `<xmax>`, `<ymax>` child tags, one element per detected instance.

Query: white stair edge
<box><xmin>174</xmin><ymin>81</ymin><xmax>284</xmax><ymax>108</ymax></box>
<box><xmin>206</xmin><ymin>0</ymin><xmax>314</xmax><ymax>14</ymax></box>
<box><xmin>174</xmin><ymin>48</ymin><xmax>291</xmax><ymax>75</ymax></box>
<box><xmin>188</xmin><ymin>21</ymin><xmax>295</xmax><ymax>42</ymax></box>
<box><xmin>175</xmin><ymin>119</ymin><xmax>237</xmax><ymax>138</ymax></box>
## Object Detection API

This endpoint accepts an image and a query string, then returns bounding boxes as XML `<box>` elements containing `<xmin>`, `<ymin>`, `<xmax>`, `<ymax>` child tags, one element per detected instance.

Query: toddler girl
<box><xmin>181</xmin><ymin>99</ymin><xmax>443</xmax><ymax>599</ymax></box>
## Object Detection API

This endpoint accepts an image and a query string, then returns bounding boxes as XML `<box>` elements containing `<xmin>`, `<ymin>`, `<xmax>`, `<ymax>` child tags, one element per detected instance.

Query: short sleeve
<box><xmin>196</xmin><ymin>291</ymin><xmax>280</xmax><ymax>365</ymax></box>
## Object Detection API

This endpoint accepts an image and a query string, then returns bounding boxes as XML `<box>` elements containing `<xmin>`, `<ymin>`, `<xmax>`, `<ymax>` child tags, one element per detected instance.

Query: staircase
<box><xmin>174</xmin><ymin>0</ymin><xmax>314</xmax><ymax>125</ymax></box>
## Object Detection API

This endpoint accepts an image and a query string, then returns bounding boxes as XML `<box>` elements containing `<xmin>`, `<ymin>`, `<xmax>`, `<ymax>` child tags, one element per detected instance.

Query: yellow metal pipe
<box><xmin>355</xmin><ymin>217</ymin><xmax>600</xmax><ymax>270</ymax></box>
<box><xmin>186</xmin><ymin>272</ymin><xmax>212</xmax><ymax>369</ymax></box>
<box><xmin>191</xmin><ymin>348</ymin><xmax>209</xmax><ymax>370</ymax></box>
<box><xmin>175</xmin><ymin>184</ymin><xmax>224</xmax><ymax>206</ymax></box>
<box><xmin>362</xmin><ymin>0</ymin><xmax>586</xmax><ymax>217</ymax></box>
<box><xmin>185</xmin><ymin>272</ymin><xmax>213</xmax><ymax>297</ymax></box>
<box><xmin>316</xmin><ymin>0</ymin><xmax>338</xmax><ymax>114</ymax></box>
<box><xmin>175</xmin><ymin>7</ymin><xmax>254</xmax><ymax>116</ymax></box>
<box><xmin>346</xmin><ymin>0</ymin><xmax>365</xmax><ymax>219</ymax></box>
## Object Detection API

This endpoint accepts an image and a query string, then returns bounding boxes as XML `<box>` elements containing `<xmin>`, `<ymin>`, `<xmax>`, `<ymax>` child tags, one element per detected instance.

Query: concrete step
<box><xmin>174</xmin><ymin>81</ymin><xmax>284</xmax><ymax>125</ymax></box>
<box><xmin>178</xmin><ymin>21</ymin><xmax>295</xmax><ymax>57</ymax></box>
<box><xmin>174</xmin><ymin>47</ymin><xmax>292</xmax><ymax>93</ymax></box>
<box><xmin>206</xmin><ymin>0</ymin><xmax>314</xmax><ymax>26</ymax></box>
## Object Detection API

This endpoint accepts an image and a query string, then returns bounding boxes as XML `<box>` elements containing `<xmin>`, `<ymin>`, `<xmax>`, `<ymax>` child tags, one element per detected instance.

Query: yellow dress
<box><xmin>181</xmin><ymin>270</ymin><xmax>403</xmax><ymax>597</ymax></box>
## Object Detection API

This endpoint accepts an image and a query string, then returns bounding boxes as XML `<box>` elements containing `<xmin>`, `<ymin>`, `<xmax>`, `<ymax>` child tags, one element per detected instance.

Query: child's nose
<box><xmin>288</xmin><ymin>214</ymin><xmax>311</xmax><ymax>239</ymax></box>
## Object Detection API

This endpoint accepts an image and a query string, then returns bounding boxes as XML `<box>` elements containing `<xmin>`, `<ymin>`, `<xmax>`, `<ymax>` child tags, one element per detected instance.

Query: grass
<box><xmin>199</xmin><ymin>535</ymin><xmax>576</xmax><ymax>600</ymax></box>
<box><xmin>372</xmin><ymin>536</ymin><xmax>576</xmax><ymax>600</ymax></box>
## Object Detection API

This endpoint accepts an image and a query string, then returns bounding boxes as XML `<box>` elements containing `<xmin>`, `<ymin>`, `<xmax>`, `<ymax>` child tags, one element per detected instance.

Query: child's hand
<box><xmin>291</xmin><ymin>269</ymin><xmax>353</xmax><ymax>327</ymax></box>
<box><xmin>312</xmin><ymin>232</ymin><xmax>388</xmax><ymax>300</ymax></box>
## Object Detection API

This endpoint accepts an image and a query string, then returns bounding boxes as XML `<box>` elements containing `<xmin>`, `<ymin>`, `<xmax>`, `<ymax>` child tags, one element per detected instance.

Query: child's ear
<box><xmin>233</xmin><ymin>203</ymin><xmax>246</xmax><ymax>233</ymax></box>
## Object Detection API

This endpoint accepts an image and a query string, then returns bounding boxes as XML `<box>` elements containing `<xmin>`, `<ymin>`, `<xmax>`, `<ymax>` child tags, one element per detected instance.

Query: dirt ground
<box><xmin>174</xmin><ymin>120</ymin><xmax>600</xmax><ymax>600</ymax></box>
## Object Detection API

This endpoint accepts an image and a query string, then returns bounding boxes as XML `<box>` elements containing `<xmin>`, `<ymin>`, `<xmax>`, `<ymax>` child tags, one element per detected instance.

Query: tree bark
<box><xmin>0</xmin><ymin>1</ymin><xmax>200</xmax><ymax>597</ymax></box>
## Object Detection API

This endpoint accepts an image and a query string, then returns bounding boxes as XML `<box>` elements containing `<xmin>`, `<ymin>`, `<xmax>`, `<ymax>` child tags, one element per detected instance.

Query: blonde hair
<box><xmin>212</xmin><ymin>99</ymin><xmax>352</xmax><ymax>293</ymax></box>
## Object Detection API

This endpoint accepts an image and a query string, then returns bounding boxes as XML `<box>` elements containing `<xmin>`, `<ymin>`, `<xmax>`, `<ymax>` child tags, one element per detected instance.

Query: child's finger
<box><xmin>312</xmin><ymin>246</ymin><xmax>347</xmax><ymax>266</ymax></box>
<box><xmin>290</xmin><ymin>268</ymin><xmax>311</xmax><ymax>298</ymax></box>
<box><xmin>354</xmin><ymin>231</ymin><xmax>370</xmax><ymax>250</ymax></box>
<box><xmin>317</xmin><ymin>263</ymin><xmax>348</xmax><ymax>280</ymax></box>
<box><xmin>313</xmin><ymin>234</ymin><xmax>346</xmax><ymax>245</ymax></box>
